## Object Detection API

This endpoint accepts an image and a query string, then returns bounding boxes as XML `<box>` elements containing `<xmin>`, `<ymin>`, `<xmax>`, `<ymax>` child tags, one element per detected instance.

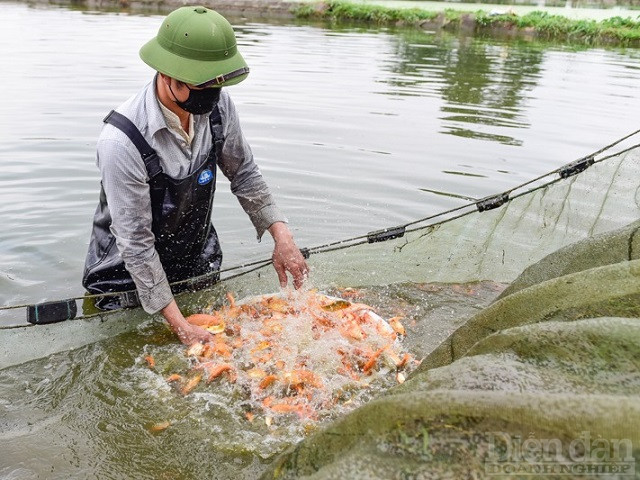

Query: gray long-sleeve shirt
<box><xmin>96</xmin><ymin>79</ymin><xmax>286</xmax><ymax>314</ymax></box>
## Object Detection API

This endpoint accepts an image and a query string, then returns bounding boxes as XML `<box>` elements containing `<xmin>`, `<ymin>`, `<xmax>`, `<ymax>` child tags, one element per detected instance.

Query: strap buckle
<box><xmin>142</xmin><ymin>152</ymin><xmax>163</xmax><ymax>179</ymax></box>
<box><xmin>103</xmin><ymin>110</ymin><xmax>116</xmax><ymax>124</ymax></box>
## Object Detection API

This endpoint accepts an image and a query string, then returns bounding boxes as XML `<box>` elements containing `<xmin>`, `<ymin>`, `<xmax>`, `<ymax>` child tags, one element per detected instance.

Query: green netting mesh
<box><xmin>264</xmin><ymin>315</ymin><xmax>639</xmax><ymax>479</ymax></box>
<box><xmin>260</xmin><ymin>221</ymin><xmax>640</xmax><ymax>479</ymax></box>
<box><xmin>208</xmin><ymin>145</ymin><xmax>640</xmax><ymax>299</ymax></box>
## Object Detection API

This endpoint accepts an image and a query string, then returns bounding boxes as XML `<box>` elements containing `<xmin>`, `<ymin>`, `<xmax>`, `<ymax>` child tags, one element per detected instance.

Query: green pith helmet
<box><xmin>139</xmin><ymin>6</ymin><xmax>249</xmax><ymax>87</ymax></box>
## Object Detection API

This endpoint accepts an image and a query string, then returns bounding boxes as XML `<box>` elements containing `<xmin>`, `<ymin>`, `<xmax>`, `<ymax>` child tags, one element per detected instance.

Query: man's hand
<box><xmin>174</xmin><ymin>322</ymin><xmax>215</xmax><ymax>345</ymax></box>
<box><xmin>161</xmin><ymin>300</ymin><xmax>214</xmax><ymax>345</ymax></box>
<box><xmin>269</xmin><ymin>222</ymin><xmax>309</xmax><ymax>289</ymax></box>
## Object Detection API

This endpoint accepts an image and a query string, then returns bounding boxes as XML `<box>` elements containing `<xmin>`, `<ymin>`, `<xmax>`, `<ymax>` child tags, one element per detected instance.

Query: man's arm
<box><xmin>216</xmin><ymin>93</ymin><xmax>288</xmax><ymax>240</ymax></box>
<box><xmin>98</xmin><ymin>136</ymin><xmax>213</xmax><ymax>344</ymax></box>
<box><xmin>216</xmin><ymin>94</ymin><xmax>309</xmax><ymax>287</ymax></box>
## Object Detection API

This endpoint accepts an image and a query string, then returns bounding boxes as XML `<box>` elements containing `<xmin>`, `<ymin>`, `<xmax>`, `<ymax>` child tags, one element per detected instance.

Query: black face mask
<box><xmin>170</xmin><ymin>83</ymin><xmax>221</xmax><ymax>115</ymax></box>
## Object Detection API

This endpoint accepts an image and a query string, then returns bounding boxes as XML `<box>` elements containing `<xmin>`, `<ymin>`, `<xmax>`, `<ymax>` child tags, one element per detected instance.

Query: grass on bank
<box><xmin>292</xmin><ymin>1</ymin><xmax>640</xmax><ymax>44</ymax></box>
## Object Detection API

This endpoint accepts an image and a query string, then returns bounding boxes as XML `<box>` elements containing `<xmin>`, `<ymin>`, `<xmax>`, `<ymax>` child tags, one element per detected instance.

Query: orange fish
<box><xmin>186</xmin><ymin>313</ymin><xmax>224</xmax><ymax>328</ymax></box>
<box><xmin>284</xmin><ymin>369</ymin><xmax>323</xmax><ymax>389</ymax></box>
<box><xmin>144</xmin><ymin>355</ymin><xmax>155</xmax><ymax>369</ymax></box>
<box><xmin>193</xmin><ymin>362</ymin><xmax>233</xmax><ymax>383</ymax></box>
<box><xmin>362</xmin><ymin>345</ymin><xmax>388</xmax><ymax>374</ymax></box>
<box><xmin>180</xmin><ymin>373</ymin><xmax>202</xmax><ymax>395</ymax></box>
<box><xmin>388</xmin><ymin>317</ymin><xmax>406</xmax><ymax>336</ymax></box>
<box><xmin>206</xmin><ymin>364</ymin><xmax>233</xmax><ymax>383</ymax></box>
<box><xmin>148</xmin><ymin>421</ymin><xmax>171</xmax><ymax>432</ymax></box>
<box><xmin>259</xmin><ymin>375</ymin><xmax>278</xmax><ymax>390</ymax></box>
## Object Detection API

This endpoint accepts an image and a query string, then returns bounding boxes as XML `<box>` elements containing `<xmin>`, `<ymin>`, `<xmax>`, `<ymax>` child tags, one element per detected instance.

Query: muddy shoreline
<box><xmin>23</xmin><ymin>0</ymin><xmax>301</xmax><ymax>17</ymax></box>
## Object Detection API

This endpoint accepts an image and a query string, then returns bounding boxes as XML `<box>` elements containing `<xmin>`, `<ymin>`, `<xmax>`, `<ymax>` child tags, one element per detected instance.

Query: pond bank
<box><xmin>295</xmin><ymin>1</ymin><xmax>640</xmax><ymax>44</ymax></box>
<box><xmin>16</xmin><ymin>0</ymin><xmax>640</xmax><ymax>44</ymax></box>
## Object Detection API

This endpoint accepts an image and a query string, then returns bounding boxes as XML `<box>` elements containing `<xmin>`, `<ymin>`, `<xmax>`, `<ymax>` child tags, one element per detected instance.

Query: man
<box><xmin>83</xmin><ymin>6</ymin><xmax>309</xmax><ymax>344</ymax></box>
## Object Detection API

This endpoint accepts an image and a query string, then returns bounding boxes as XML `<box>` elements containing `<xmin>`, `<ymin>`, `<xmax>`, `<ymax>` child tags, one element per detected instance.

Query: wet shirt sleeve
<box><xmin>217</xmin><ymin>95</ymin><xmax>287</xmax><ymax>240</ymax></box>
<box><xmin>97</xmin><ymin>137</ymin><xmax>174</xmax><ymax>314</ymax></box>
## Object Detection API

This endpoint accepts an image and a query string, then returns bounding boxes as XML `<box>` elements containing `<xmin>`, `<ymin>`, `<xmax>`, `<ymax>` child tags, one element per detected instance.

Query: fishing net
<box><xmin>262</xmin><ymin>225</ymin><xmax>640</xmax><ymax>479</ymax></box>
<box><xmin>236</xmin><ymin>141</ymin><xmax>640</xmax><ymax>478</ymax></box>
<box><xmin>1</xmin><ymin>136</ymin><xmax>639</xmax><ymax>478</ymax></box>
<box><xmin>198</xmin><ymin>139</ymin><xmax>640</xmax><ymax>298</ymax></box>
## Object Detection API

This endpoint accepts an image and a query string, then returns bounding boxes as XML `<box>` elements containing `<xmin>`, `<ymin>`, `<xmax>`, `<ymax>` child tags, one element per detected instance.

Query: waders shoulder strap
<box><xmin>103</xmin><ymin>110</ymin><xmax>163</xmax><ymax>179</ymax></box>
<box><xmin>208</xmin><ymin>105</ymin><xmax>224</xmax><ymax>158</ymax></box>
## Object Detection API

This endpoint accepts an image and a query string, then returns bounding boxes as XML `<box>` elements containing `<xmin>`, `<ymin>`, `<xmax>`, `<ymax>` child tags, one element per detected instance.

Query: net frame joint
<box><xmin>27</xmin><ymin>299</ymin><xmax>78</xmax><ymax>325</ymax></box>
<box><xmin>476</xmin><ymin>193</ymin><xmax>509</xmax><ymax>212</ymax></box>
<box><xmin>559</xmin><ymin>156</ymin><xmax>595</xmax><ymax>179</ymax></box>
<box><xmin>367</xmin><ymin>226</ymin><xmax>406</xmax><ymax>243</ymax></box>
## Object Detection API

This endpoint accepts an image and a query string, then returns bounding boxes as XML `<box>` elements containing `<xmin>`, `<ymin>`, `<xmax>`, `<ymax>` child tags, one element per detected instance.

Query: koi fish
<box><xmin>150</xmin><ymin>290</ymin><xmax>414</xmax><ymax>423</ymax></box>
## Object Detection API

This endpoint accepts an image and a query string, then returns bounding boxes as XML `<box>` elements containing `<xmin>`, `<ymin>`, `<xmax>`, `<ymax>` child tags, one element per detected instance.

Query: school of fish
<box><xmin>146</xmin><ymin>289</ymin><xmax>415</xmax><ymax>425</ymax></box>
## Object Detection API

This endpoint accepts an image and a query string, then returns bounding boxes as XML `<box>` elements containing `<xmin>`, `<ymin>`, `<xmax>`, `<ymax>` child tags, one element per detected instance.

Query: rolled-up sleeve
<box><xmin>97</xmin><ymin>137</ymin><xmax>174</xmax><ymax>314</ymax></box>
<box><xmin>217</xmin><ymin>95</ymin><xmax>287</xmax><ymax>240</ymax></box>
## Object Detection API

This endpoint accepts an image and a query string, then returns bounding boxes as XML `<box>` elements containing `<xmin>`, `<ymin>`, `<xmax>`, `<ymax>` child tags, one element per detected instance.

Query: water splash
<box><xmin>140</xmin><ymin>289</ymin><xmax>416</xmax><ymax>440</ymax></box>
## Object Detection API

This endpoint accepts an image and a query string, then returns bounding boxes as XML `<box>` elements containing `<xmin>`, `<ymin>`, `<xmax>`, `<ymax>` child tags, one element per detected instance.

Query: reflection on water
<box><xmin>418</xmin><ymin>187</ymin><xmax>480</xmax><ymax>201</ymax></box>
<box><xmin>388</xmin><ymin>32</ymin><xmax>544</xmax><ymax>145</ymax></box>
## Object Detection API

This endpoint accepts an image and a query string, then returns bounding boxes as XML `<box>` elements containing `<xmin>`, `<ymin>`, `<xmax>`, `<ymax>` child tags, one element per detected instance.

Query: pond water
<box><xmin>2</xmin><ymin>2</ymin><xmax>640</xmax><ymax>312</ymax></box>
<box><xmin>1</xmin><ymin>3</ymin><xmax>640</xmax><ymax>478</ymax></box>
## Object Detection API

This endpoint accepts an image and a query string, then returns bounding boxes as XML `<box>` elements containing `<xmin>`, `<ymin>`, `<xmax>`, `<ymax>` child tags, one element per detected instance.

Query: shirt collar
<box><xmin>158</xmin><ymin>97</ymin><xmax>194</xmax><ymax>146</ymax></box>
<box><xmin>145</xmin><ymin>74</ymin><xmax>201</xmax><ymax>145</ymax></box>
